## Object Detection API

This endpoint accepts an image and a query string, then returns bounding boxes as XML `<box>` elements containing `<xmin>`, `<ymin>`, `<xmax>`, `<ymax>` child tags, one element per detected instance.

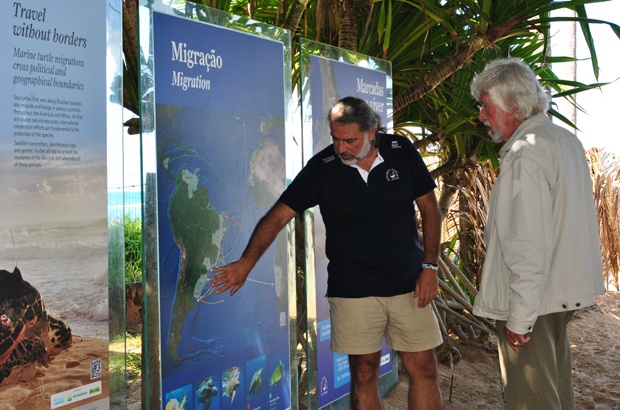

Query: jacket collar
<box><xmin>499</xmin><ymin>113</ymin><xmax>550</xmax><ymax>158</ymax></box>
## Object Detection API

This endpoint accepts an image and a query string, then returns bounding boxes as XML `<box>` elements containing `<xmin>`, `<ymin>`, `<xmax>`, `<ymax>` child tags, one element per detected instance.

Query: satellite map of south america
<box><xmin>167</xmin><ymin>167</ymin><xmax>227</xmax><ymax>361</ymax></box>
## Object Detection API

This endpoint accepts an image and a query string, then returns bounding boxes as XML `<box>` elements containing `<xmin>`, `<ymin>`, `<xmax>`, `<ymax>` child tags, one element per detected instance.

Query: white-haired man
<box><xmin>471</xmin><ymin>58</ymin><xmax>605</xmax><ymax>409</ymax></box>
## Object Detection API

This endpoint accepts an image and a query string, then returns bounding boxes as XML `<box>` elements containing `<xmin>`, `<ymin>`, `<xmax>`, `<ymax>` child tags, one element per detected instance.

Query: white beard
<box><xmin>337</xmin><ymin>133</ymin><xmax>372</xmax><ymax>165</ymax></box>
<box><xmin>485</xmin><ymin>122</ymin><xmax>504</xmax><ymax>143</ymax></box>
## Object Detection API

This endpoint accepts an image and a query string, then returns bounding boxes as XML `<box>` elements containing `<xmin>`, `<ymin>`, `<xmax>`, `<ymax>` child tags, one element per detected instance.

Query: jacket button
<box><xmin>562</xmin><ymin>304</ymin><xmax>568</xmax><ymax>309</ymax></box>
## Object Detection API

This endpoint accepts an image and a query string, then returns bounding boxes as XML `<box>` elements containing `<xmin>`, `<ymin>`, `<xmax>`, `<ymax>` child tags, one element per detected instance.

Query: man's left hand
<box><xmin>413</xmin><ymin>268</ymin><xmax>438</xmax><ymax>307</ymax></box>
<box><xmin>504</xmin><ymin>327</ymin><xmax>531</xmax><ymax>352</ymax></box>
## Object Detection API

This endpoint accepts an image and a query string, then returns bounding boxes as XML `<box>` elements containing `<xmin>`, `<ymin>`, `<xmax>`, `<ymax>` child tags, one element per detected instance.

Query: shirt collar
<box><xmin>351</xmin><ymin>152</ymin><xmax>384</xmax><ymax>183</ymax></box>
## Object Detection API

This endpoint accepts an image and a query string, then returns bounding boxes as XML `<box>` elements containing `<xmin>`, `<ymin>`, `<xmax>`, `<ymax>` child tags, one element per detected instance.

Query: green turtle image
<box><xmin>196</xmin><ymin>376</ymin><xmax>218</xmax><ymax>409</ymax></box>
<box><xmin>248</xmin><ymin>367</ymin><xmax>262</xmax><ymax>398</ymax></box>
<box><xmin>0</xmin><ymin>267</ymin><xmax>72</xmax><ymax>383</ymax></box>
<box><xmin>270</xmin><ymin>360</ymin><xmax>284</xmax><ymax>386</ymax></box>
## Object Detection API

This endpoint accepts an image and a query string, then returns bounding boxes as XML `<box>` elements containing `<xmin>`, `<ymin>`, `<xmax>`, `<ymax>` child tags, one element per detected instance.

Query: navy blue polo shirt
<box><xmin>279</xmin><ymin>133</ymin><xmax>436</xmax><ymax>297</ymax></box>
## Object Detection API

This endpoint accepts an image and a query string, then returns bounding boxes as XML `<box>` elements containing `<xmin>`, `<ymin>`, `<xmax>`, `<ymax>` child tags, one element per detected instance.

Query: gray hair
<box><xmin>328</xmin><ymin>96</ymin><xmax>386</xmax><ymax>145</ymax></box>
<box><xmin>471</xmin><ymin>58</ymin><xmax>550</xmax><ymax>120</ymax></box>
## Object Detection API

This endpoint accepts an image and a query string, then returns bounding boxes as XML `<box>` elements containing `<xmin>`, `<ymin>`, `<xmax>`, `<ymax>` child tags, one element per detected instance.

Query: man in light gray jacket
<box><xmin>471</xmin><ymin>58</ymin><xmax>605</xmax><ymax>410</ymax></box>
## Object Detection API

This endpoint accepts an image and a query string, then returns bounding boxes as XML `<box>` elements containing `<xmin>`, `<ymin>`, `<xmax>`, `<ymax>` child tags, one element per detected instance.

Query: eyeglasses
<box><xmin>477</xmin><ymin>102</ymin><xmax>490</xmax><ymax>113</ymax></box>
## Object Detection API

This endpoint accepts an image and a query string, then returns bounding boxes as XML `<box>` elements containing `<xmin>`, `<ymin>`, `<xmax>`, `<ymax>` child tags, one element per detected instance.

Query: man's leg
<box><xmin>328</xmin><ymin>297</ymin><xmax>389</xmax><ymax>409</ymax></box>
<box><xmin>348</xmin><ymin>351</ymin><xmax>382</xmax><ymax>410</ymax></box>
<box><xmin>556</xmin><ymin>311</ymin><xmax>576</xmax><ymax>410</ymax></box>
<box><xmin>496</xmin><ymin>311</ymin><xmax>576</xmax><ymax>410</ymax></box>
<box><xmin>399</xmin><ymin>349</ymin><xmax>442</xmax><ymax>410</ymax></box>
<box><xmin>382</xmin><ymin>293</ymin><xmax>443</xmax><ymax>408</ymax></box>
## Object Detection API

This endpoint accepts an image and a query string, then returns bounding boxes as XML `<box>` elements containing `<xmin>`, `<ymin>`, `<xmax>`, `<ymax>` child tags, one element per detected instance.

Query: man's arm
<box><xmin>211</xmin><ymin>201</ymin><xmax>297</xmax><ymax>296</ymax></box>
<box><xmin>414</xmin><ymin>190</ymin><xmax>441</xmax><ymax>307</ymax></box>
<box><xmin>496</xmin><ymin>158</ymin><xmax>552</xmax><ymax>351</ymax></box>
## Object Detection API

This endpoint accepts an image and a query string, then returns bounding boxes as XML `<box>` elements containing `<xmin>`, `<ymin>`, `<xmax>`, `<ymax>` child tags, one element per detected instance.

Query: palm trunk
<box><xmin>283</xmin><ymin>0</ymin><xmax>310</xmax><ymax>34</ymax></box>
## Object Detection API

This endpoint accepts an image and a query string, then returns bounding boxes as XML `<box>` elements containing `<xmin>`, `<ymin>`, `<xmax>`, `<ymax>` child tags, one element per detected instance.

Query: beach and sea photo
<box><xmin>0</xmin><ymin>185</ymin><xmax>109</xmax><ymax>409</ymax></box>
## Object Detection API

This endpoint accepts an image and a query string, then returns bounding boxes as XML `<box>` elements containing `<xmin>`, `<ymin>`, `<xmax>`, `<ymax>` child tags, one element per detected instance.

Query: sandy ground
<box><xmin>383</xmin><ymin>291</ymin><xmax>620</xmax><ymax>410</ymax></box>
<box><xmin>0</xmin><ymin>337</ymin><xmax>110</xmax><ymax>410</ymax></box>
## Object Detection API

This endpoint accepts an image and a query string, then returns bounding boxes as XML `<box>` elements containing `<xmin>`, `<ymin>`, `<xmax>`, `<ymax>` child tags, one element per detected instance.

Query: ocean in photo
<box><xmin>0</xmin><ymin>219</ymin><xmax>109</xmax><ymax>339</ymax></box>
<box><xmin>108</xmin><ymin>190</ymin><xmax>143</xmax><ymax>221</ymax></box>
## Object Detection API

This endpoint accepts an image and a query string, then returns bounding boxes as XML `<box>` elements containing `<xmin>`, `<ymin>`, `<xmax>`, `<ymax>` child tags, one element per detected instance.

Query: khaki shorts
<box><xmin>328</xmin><ymin>293</ymin><xmax>443</xmax><ymax>355</ymax></box>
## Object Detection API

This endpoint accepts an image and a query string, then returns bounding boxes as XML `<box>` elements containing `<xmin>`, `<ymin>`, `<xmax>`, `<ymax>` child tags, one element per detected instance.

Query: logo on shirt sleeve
<box><xmin>386</xmin><ymin>168</ymin><xmax>399</xmax><ymax>181</ymax></box>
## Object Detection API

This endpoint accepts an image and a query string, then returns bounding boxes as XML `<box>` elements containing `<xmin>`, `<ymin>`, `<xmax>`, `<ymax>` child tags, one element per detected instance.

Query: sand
<box><xmin>383</xmin><ymin>291</ymin><xmax>620</xmax><ymax>409</ymax></box>
<box><xmin>0</xmin><ymin>337</ymin><xmax>110</xmax><ymax>410</ymax></box>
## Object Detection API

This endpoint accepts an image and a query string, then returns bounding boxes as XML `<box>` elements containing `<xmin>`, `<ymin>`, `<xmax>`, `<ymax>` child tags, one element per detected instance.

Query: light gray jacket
<box><xmin>473</xmin><ymin>114</ymin><xmax>605</xmax><ymax>335</ymax></box>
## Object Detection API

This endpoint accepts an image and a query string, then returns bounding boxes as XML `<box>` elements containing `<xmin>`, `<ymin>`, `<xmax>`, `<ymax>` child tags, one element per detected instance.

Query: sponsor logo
<box><xmin>391</xmin><ymin>140</ymin><xmax>401</xmax><ymax>149</ymax></box>
<box><xmin>321</xmin><ymin>376</ymin><xmax>329</xmax><ymax>393</ymax></box>
<box><xmin>323</xmin><ymin>155</ymin><xmax>336</xmax><ymax>163</ymax></box>
<box><xmin>386</xmin><ymin>168</ymin><xmax>399</xmax><ymax>181</ymax></box>
<box><xmin>380</xmin><ymin>353</ymin><xmax>391</xmax><ymax>366</ymax></box>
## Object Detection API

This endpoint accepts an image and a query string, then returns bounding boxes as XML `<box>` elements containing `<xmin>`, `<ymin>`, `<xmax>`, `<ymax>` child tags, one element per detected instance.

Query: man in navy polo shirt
<box><xmin>212</xmin><ymin>96</ymin><xmax>443</xmax><ymax>409</ymax></box>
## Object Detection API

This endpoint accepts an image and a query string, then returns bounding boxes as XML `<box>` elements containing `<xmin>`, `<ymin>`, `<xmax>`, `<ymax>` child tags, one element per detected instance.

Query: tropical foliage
<box><xmin>588</xmin><ymin>148</ymin><xmax>620</xmax><ymax>289</ymax></box>
<box><xmin>124</xmin><ymin>214</ymin><xmax>143</xmax><ymax>284</ymax></box>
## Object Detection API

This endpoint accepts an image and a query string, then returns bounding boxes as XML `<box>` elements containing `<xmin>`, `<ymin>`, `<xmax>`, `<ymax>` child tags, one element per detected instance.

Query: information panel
<box><xmin>0</xmin><ymin>1</ymin><xmax>113</xmax><ymax>409</ymax></box>
<box><xmin>151</xmin><ymin>8</ymin><xmax>294</xmax><ymax>410</ymax></box>
<box><xmin>299</xmin><ymin>39</ymin><xmax>394</xmax><ymax>409</ymax></box>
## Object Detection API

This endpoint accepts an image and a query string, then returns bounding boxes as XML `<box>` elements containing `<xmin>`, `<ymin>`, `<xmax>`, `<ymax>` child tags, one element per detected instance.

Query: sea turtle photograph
<box><xmin>0</xmin><ymin>266</ymin><xmax>72</xmax><ymax>384</ymax></box>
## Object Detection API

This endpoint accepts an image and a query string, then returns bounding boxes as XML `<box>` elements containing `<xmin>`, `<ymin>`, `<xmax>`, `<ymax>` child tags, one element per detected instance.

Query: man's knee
<box><xmin>349</xmin><ymin>354</ymin><xmax>381</xmax><ymax>386</ymax></box>
<box><xmin>401</xmin><ymin>350</ymin><xmax>439</xmax><ymax>379</ymax></box>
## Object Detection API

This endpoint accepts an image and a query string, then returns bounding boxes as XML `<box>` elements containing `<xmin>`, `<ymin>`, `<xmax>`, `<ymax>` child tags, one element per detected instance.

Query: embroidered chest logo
<box><xmin>391</xmin><ymin>141</ymin><xmax>401</xmax><ymax>149</ymax></box>
<box><xmin>386</xmin><ymin>168</ymin><xmax>399</xmax><ymax>181</ymax></box>
<box><xmin>323</xmin><ymin>155</ymin><xmax>336</xmax><ymax>163</ymax></box>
